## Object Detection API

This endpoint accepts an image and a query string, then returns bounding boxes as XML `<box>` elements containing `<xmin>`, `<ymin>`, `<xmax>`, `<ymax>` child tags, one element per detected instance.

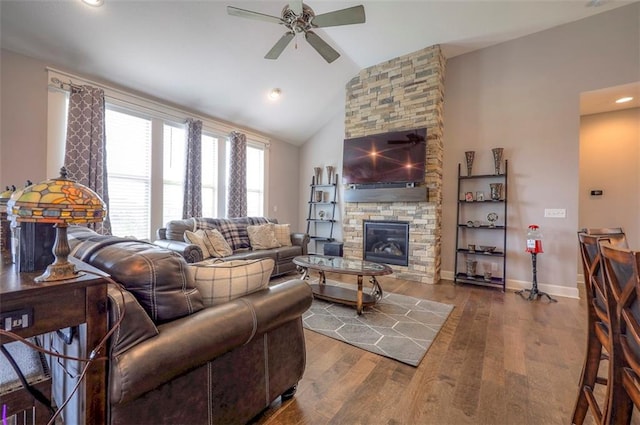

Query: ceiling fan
<box><xmin>227</xmin><ymin>1</ymin><xmax>365</xmax><ymax>63</ymax></box>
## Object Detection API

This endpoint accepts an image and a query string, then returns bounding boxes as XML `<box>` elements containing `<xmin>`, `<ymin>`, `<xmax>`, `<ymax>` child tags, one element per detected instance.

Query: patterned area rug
<box><xmin>302</xmin><ymin>281</ymin><xmax>454</xmax><ymax>367</ymax></box>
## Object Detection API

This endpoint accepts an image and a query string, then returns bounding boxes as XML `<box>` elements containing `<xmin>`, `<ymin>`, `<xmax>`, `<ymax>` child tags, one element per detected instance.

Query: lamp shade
<box><xmin>7</xmin><ymin>170</ymin><xmax>107</xmax><ymax>225</ymax></box>
<box><xmin>6</xmin><ymin>168</ymin><xmax>107</xmax><ymax>282</ymax></box>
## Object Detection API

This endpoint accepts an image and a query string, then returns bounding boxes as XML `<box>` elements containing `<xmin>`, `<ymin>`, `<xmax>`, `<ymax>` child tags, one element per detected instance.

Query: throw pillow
<box><xmin>184</xmin><ymin>229</ymin><xmax>212</xmax><ymax>260</ymax></box>
<box><xmin>203</xmin><ymin>229</ymin><xmax>233</xmax><ymax>258</ymax></box>
<box><xmin>187</xmin><ymin>258</ymin><xmax>274</xmax><ymax>306</ymax></box>
<box><xmin>247</xmin><ymin>224</ymin><xmax>280</xmax><ymax>250</ymax></box>
<box><xmin>272</xmin><ymin>223</ymin><xmax>292</xmax><ymax>247</ymax></box>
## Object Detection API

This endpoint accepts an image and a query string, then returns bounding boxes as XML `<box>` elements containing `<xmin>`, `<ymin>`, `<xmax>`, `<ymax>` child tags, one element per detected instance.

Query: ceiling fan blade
<box><xmin>289</xmin><ymin>0</ymin><xmax>303</xmax><ymax>16</ymax></box>
<box><xmin>311</xmin><ymin>5</ymin><xmax>366</xmax><ymax>28</ymax></box>
<box><xmin>305</xmin><ymin>31</ymin><xmax>340</xmax><ymax>63</ymax></box>
<box><xmin>227</xmin><ymin>6</ymin><xmax>283</xmax><ymax>25</ymax></box>
<box><xmin>265</xmin><ymin>32</ymin><xmax>295</xmax><ymax>60</ymax></box>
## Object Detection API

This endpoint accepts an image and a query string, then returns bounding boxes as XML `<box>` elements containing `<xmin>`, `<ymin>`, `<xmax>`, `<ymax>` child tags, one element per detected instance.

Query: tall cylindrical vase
<box><xmin>464</xmin><ymin>151</ymin><xmax>475</xmax><ymax>176</ymax></box>
<box><xmin>492</xmin><ymin>148</ymin><xmax>504</xmax><ymax>175</ymax></box>
<box><xmin>313</xmin><ymin>167</ymin><xmax>323</xmax><ymax>185</ymax></box>
<box><xmin>326</xmin><ymin>166</ymin><xmax>335</xmax><ymax>185</ymax></box>
<box><xmin>490</xmin><ymin>183</ymin><xmax>503</xmax><ymax>200</ymax></box>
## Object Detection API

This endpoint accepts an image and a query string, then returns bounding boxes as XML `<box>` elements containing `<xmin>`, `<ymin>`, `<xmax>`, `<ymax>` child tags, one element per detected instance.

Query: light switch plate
<box><xmin>544</xmin><ymin>208</ymin><xmax>566</xmax><ymax>218</ymax></box>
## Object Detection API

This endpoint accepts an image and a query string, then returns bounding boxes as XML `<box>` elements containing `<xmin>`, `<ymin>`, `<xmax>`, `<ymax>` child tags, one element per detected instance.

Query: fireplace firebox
<box><xmin>363</xmin><ymin>220</ymin><xmax>409</xmax><ymax>266</ymax></box>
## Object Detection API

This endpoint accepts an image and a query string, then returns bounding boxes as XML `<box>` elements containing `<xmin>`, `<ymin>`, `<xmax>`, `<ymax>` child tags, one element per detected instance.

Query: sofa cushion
<box><xmin>272</xmin><ymin>223</ymin><xmax>293</xmax><ymax>247</ymax></box>
<box><xmin>184</xmin><ymin>229</ymin><xmax>212</xmax><ymax>260</ymax></box>
<box><xmin>247</xmin><ymin>224</ymin><xmax>280</xmax><ymax>250</ymax></box>
<box><xmin>272</xmin><ymin>245</ymin><xmax>303</xmax><ymax>261</ymax></box>
<box><xmin>187</xmin><ymin>258</ymin><xmax>274</xmax><ymax>306</ymax></box>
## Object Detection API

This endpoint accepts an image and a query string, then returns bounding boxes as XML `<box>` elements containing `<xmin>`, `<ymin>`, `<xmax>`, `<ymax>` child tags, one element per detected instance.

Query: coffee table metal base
<box><xmin>303</xmin><ymin>269</ymin><xmax>384</xmax><ymax>315</ymax></box>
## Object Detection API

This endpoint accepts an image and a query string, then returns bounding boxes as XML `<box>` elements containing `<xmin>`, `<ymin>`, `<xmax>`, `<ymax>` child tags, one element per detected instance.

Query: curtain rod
<box><xmin>46</xmin><ymin>67</ymin><xmax>271</xmax><ymax>146</ymax></box>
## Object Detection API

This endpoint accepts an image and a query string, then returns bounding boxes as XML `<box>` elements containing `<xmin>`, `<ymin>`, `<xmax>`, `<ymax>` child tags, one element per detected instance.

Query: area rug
<box><xmin>302</xmin><ymin>281</ymin><xmax>454</xmax><ymax>366</ymax></box>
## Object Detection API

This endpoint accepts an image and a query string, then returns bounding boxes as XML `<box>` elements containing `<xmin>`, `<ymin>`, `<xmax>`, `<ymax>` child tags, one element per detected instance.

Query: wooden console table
<box><xmin>0</xmin><ymin>256</ymin><xmax>108</xmax><ymax>424</ymax></box>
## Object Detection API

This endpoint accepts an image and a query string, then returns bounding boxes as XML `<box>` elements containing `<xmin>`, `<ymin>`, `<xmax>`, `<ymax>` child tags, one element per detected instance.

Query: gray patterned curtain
<box><xmin>227</xmin><ymin>131</ymin><xmax>247</xmax><ymax>218</ymax></box>
<box><xmin>183</xmin><ymin>119</ymin><xmax>203</xmax><ymax>218</ymax></box>
<box><xmin>64</xmin><ymin>85</ymin><xmax>112</xmax><ymax>235</ymax></box>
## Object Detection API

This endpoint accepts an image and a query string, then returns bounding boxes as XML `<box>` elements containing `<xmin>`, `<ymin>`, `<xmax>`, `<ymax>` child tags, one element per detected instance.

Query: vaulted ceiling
<box><xmin>1</xmin><ymin>1</ymin><xmax>636</xmax><ymax>145</ymax></box>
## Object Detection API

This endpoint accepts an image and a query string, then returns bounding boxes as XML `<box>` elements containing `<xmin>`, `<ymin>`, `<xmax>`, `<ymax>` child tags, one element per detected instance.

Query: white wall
<box><xmin>299</xmin><ymin>104</ymin><xmax>345</xmax><ymax>249</ymax></box>
<box><xmin>0</xmin><ymin>50</ymin><xmax>49</xmax><ymax>188</ymax></box>
<box><xmin>0</xmin><ymin>48</ymin><xmax>302</xmax><ymax>231</ymax></box>
<box><xmin>579</xmin><ymin>108</ymin><xmax>640</xmax><ymax>248</ymax></box>
<box><xmin>301</xmin><ymin>3</ymin><xmax>640</xmax><ymax>297</ymax></box>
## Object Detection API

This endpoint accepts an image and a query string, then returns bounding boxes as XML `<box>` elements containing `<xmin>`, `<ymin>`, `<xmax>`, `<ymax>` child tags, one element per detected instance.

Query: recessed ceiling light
<box><xmin>615</xmin><ymin>96</ymin><xmax>633</xmax><ymax>104</ymax></box>
<box><xmin>268</xmin><ymin>89</ymin><xmax>282</xmax><ymax>101</ymax></box>
<box><xmin>82</xmin><ymin>0</ymin><xmax>104</xmax><ymax>7</ymax></box>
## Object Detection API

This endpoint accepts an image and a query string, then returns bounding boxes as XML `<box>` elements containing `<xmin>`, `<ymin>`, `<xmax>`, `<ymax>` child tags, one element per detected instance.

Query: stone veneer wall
<box><xmin>343</xmin><ymin>45</ymin><xmax>445</xmax><ymax>284</ymax></box>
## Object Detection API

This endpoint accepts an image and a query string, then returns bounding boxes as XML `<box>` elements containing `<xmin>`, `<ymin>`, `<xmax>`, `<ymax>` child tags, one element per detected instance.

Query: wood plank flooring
<box><xmin>253</xmin><ymin>272</ymin><xmax>627</xmax><ymax>425</ymax></box>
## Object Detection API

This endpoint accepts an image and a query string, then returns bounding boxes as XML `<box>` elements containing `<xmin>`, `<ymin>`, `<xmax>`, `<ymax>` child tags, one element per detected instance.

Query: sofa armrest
<box><xmin>153</xmin><ymin>239</ymin><xmax>203</xmax><ymax>263</ymax></box>
<box><xmin>107</xmin><ymin>285</ymin><xmax>159</xmax><ymax>357</ymax></box>
<box><xmin>156</xmin><ymin>227</ymin><xmax>167</xmax><ymax>240</ymax></box>
<box><xmin>291</xmin><ymin>233</ymin><xmax>310</xmax><ymax>254</ymax></box>
<box><xmin>108</xmin><ymin>279</ymin><xmax>312</xmax><ymax>405</ymax></box>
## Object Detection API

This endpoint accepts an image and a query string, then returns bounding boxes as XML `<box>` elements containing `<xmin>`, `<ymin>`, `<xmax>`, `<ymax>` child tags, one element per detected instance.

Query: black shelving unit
<box><xmin>453</xmin><ymin>160</ymin><xmax>508</xmax><ymax>291</ymax></box>
<box><xmin>306</xmin><ymin>174</ymin><xmax>338</xmax><ymax>255</ymax></box>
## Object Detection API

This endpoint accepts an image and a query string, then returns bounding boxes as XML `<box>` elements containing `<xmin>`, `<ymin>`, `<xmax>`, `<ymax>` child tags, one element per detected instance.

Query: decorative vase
<box><xmin>315</xmin><ymin>190</ymin><xmax>323</xmax><ymax>202</ymax></box>
<box><xmin>314</xmin><ymin>167</ymin><xmax>323</xmax><ymax>185</ymax></box>
<box><xmin>490</xmin><ymin>183</ymin><xmax>503</xmax><ymax>200</ymax></box>
<box><xmin>492</xmin><ymin>148</ymin><xmax>504</xmax><ymax>175</ymax></box>
<box><xmin>326</xmin><ymin>166</ymin><xmax>335</xmax><ymax>185</ymax></box>
<box><xmin>464</xmin><ymin>151</ymin><xmax>475</xmax><ymax>176</ymax></box>
<box><xmin>466</xmin><ymin>259</ymin><xmax>477</xmax><ymax>278</ymax></box>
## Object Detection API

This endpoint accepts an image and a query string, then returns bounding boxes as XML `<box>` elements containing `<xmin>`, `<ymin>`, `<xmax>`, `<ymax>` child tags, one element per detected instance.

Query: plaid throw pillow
<box><xmin>187</xmin><ymin>258</ymin><xmax>274</xmax><ymax>306</ymax></box>
<box><xmin>272</xmin><ymin>223</ymin><xmax>292</xmax><ymax>247</ymax></box>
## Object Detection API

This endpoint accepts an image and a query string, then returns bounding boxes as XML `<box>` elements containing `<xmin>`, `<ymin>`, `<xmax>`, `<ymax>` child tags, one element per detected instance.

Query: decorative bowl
<box><xmin>479</xmin><ymin>246</ymin><xmax>496</xmax><ymax>253</ymax></box>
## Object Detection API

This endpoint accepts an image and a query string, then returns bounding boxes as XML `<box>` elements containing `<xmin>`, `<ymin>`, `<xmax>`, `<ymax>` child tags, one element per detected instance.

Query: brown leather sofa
<box><xmin>53</xmin><ymin>226</ymin><xmax>313</xmax><ymax>425</ymax></box>
<box><xmin>154</xmin><ymin>217</ymin><xmax>309</xmax><ymax>277</ymax></box>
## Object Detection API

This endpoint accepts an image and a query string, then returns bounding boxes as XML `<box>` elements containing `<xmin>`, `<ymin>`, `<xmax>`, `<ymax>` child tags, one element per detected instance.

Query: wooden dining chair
<box><xmin>599</xmin><ymin>241</ymin><xmax>640</xmax><ymax>424</ymax></box>
<box><xmin>572</xmin><ymin>229</ymin><xmax>628</xmax><ymax>424</ymax></box>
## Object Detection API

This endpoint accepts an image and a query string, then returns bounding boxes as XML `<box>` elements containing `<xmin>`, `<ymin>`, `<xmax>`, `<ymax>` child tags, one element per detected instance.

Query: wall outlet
<box><xmin>544</xmin><ymin>208</ymin><xmax>566</xmax><ymax>218</ymax></box>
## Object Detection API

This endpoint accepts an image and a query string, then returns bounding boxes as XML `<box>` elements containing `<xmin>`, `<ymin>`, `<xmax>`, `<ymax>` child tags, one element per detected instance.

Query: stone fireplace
<box><xmin>342</xmin><ymin>45</ymin><xmax>445</xmax><ymax>284</ymax></box>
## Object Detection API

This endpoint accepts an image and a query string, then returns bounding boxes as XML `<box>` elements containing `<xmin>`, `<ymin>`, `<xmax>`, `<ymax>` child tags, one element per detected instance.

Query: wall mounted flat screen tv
<box><xmin>342</xmin><ymin>128</ymin><xmax>427</xmax><ymax>185</ymax></box>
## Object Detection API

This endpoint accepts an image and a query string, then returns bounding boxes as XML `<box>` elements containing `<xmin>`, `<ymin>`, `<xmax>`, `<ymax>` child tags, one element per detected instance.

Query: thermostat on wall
<box><xmin>590</xmin><ymin>190</ymin><xmax>604</xmax><ymax>196</ymax></box>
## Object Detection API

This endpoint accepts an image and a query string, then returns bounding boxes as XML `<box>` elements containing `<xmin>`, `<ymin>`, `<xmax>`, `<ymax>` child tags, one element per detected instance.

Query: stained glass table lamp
<box><xmin>6</xmin><ymin>167</ymin><xmax>107</xmax><ymax>282</ymax></box>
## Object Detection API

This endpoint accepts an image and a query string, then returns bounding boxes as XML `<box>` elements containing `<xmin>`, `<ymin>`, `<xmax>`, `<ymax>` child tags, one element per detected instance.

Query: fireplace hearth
<box><xmin>363</xmin><ymin>220</ymin><xmax>409</xmax><ymax>266</ymax></box>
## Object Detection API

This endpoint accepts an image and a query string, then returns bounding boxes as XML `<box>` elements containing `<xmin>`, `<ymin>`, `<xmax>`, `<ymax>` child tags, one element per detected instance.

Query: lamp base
<box><xmin>34</xmin><ymin>261</ymin><xmax>78</xmax><ymax>282</ymax></box>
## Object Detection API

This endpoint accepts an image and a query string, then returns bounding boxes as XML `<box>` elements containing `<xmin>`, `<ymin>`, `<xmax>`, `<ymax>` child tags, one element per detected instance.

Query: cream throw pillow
<box><xmin>203</xmin><ymin>229</ymin><xmax>233</xmax><ymax>258</ymax></box>
<box><xmin>272</xmin><ymin>223</ymin><xmax>292</xmax><ymax>247</ymax></box>
<box><xmin>187</xmin><ymin>258</ymin><xmax>274</xmax><ymax>306</ymax></box>
<box><xmin>247</xmin><ymin>224</ymin><xmax>280</xmax><ymax>250</ymax></box>
<box><xmin>184</xmin><ymin>229</ymin><xmax>212</xmax><ymax>260</ymax></box>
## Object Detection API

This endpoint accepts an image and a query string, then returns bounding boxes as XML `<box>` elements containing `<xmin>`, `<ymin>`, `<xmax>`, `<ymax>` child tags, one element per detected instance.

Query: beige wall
<box><xmin>302</xmin><ymin>3</ymin><xmax>640</xmax><ymax>297</ymax></box>
<box><xmin>0</xmin><ymin>48</ymin><xmax>301</xmax><ymax>230</ymax></box>
<box><xmin>579</xmin><ymin>108</ymin><xmax>640</xmax><ymax>248</ymax></box>
<box><xmin>0</xmin><ymin>50</ymin><xmax>49</xmax><ymax>187</ymax></box>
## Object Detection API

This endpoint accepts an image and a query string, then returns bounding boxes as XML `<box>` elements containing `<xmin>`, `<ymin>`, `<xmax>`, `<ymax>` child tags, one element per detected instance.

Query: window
<box><xmin>105</xmin><ymin>108</ymin><xmax>152</xmax><ymax>239</ymax></box>
<box><xmin>246</xmin><ymin>144</ymin><xmax>264</xmax><ymax>217</ymax></box>
<box><xmin>162</xmin><ymin>124</ymin><xmax>186</xmax><ymax>224</ymax></box>
<box><xmin>201</xmin><ymin>134</ymin><xmax>219</xmax><ymax>218</ymax></box>
<box><xmin>47</xmin><ymin>69</ymin><xmax>268</xmax><ymax>241</ymax></box>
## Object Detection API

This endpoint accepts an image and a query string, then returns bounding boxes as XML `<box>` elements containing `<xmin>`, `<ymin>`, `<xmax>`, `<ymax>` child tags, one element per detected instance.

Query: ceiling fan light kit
<box><xmin>227</xmin><ymin>1</ymin><xmax>365</xmax><ymax>63</ymax></box>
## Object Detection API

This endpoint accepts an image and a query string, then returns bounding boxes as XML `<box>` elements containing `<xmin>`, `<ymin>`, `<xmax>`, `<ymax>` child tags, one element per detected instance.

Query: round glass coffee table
<box><xmin>293</xmin><ymin>255</ymin><xmax>393</xmax><ymax>314</ymax></box>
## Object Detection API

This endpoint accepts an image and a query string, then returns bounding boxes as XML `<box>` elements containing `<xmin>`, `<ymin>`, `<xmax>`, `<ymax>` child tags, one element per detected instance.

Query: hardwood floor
<box><xmin>254</xmin><ymin>272</ymin><xmax>612</xmax><ymax>425</ymax></box>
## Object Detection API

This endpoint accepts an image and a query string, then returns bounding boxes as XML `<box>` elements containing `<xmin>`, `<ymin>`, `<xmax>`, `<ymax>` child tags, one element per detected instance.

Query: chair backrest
<box><xmin>578</xmin><ymin>230</ymin><xmax>628</xmax><ymax>316</ymax></box>
<box><xmin>581</xmin><ymin>227</ymin><xmax>628</xmax><ymax>248</ymax></box>
<box><xmin>600</xmin><ymin>242</ymin><xmax>640</xmax><ymax>409</ymax></box>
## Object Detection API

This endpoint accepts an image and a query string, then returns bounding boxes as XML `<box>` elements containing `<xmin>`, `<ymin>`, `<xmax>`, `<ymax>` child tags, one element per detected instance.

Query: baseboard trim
<box><xmin>439</xmin><ymin>270</ymin><xmax>580</xmax><ymax>299</ymax></box>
